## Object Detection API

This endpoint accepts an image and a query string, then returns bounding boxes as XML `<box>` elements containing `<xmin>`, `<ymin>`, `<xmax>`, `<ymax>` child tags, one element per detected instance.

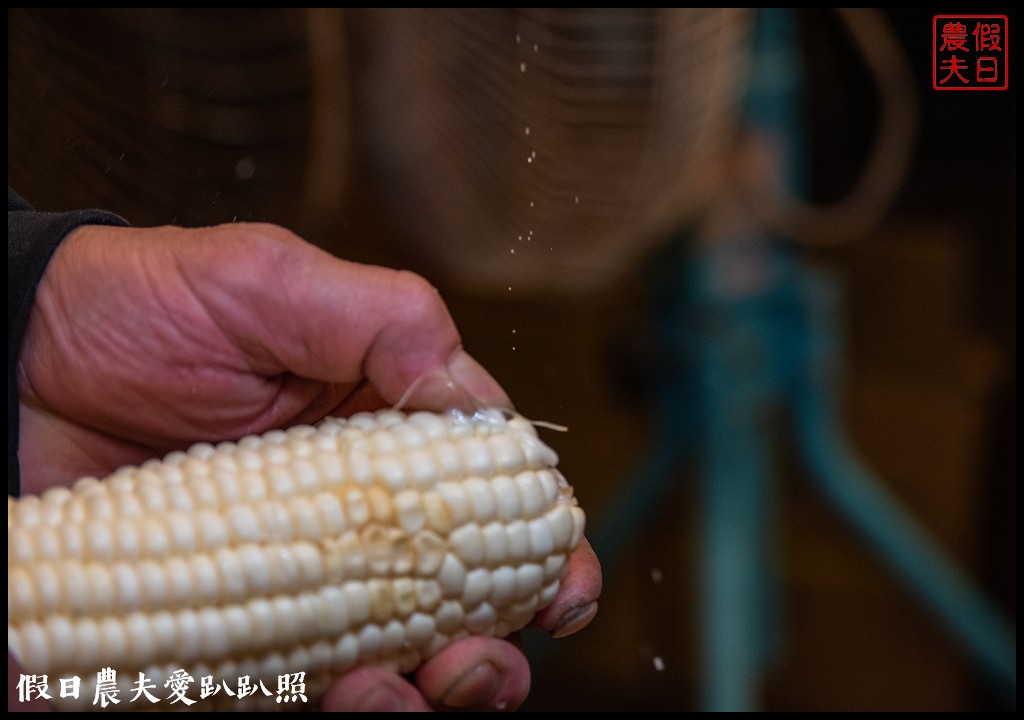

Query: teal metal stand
<box><xmin>589</xmin><ymin>8</ymin><xmax>1015</xmax><ymax>711</ymax></box>
<box><xmin>590</xmin><ymin>232</ymin><xmax>1016</xmax><ymax>710</ymax></box>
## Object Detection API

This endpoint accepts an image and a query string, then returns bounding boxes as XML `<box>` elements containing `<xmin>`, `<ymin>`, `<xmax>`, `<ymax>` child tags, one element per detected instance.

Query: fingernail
<box><xmin>442</xmin><ymin>661</ymin><xmax>502</xmax><ymax>709</ymax></box>
<box><xmin>354</xmin><ymin>685</ymin><xmax>411</xmax><ymax>712</ymax></box>
<box><xmin>551</xmin><ymin>601</ymin><xmax>599</xmax><ymax>639</ymax></box>
<box><xmin>447</xmin><ymin>349</ymin><xmax>513</xmax><ymax>411</ymax></box>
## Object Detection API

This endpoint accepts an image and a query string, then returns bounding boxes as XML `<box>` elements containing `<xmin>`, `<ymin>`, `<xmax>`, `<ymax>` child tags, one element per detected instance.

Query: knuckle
<box><xmin>389</xmin><ymin>271</ymin><xmax>449</xmax><ymax>329</ymax></box>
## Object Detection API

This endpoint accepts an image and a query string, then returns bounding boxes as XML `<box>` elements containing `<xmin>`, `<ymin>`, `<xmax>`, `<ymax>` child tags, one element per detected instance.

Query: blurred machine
<box><xmin>352</xmin><ymin>8</ymin><xmax>1014</xmax><ymax>709</ymax></box>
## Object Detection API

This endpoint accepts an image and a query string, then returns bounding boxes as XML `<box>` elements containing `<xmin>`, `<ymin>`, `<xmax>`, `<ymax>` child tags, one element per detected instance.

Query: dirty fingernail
<box><xmin>551</xmin><ymin>601</ymin><xmax>599</xmax><ymax>639</ymax></box>
<box><xmin>442</xmin><ymin>661</ymin><xmax>502</xmax><ymax>709</ymax></box>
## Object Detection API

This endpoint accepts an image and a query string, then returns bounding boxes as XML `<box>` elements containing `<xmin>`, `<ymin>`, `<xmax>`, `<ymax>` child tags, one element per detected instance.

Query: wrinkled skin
<box><xmin>10</xmin><ymin>222</ymin><xmax>601</xmax><ymax>712</ymax></box>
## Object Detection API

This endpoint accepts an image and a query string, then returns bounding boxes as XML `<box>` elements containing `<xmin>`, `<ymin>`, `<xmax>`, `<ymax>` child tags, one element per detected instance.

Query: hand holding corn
<box><xmin>9</xmin><ymin>222</ymin><xmax>601</xmax><ymax>711</ymax></box>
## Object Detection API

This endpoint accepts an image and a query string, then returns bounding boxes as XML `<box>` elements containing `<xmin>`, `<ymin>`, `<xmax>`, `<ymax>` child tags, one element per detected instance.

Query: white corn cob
<box><xmin>8</xmin><ymin>408</ymin><xmax>585</xmax><ymax>711</ymax></box>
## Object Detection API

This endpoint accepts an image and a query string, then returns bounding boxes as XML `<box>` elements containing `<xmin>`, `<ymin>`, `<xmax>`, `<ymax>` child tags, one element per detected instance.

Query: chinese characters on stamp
<box><xmin>934</xmin><ymin>15</ymin><xmax>1008</xmax><ymax>90</ymax></box>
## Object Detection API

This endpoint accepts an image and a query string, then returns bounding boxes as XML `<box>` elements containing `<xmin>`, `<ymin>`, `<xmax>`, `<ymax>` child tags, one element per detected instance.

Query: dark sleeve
<box><xmin>8</xmin><ymin>188</ymin><xmax>130</xmax><ymax>496</ymax></box>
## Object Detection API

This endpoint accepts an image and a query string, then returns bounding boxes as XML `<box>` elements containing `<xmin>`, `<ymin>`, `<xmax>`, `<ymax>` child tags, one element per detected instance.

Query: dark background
<box><xmin>8</xmin><ymin>8</ymin><xmax>1015</xmax><ymax>711</ymax></box>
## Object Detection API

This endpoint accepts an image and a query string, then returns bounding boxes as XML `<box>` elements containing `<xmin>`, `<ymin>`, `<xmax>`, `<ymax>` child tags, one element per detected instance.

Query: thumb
<box><xmin>391</xmin><ymin>347</ymin><xmax>513</xmax><ymax>413</ymax></box>
<box><xmin>201</xmin><ymin>226</ymin><xmax>511</xmax><ymax>413</ymax></box>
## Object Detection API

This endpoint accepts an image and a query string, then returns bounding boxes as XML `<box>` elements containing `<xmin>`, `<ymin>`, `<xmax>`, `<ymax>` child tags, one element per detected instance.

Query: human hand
<box><xmin>13</xmin><ymin>221</ymin><xmax>601</xmax><ymax>711</ymax></box>
<box><xmin>16</xmin><ymin>222</ymin><xmax>513</xmax><ymax>494</ymax></box>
